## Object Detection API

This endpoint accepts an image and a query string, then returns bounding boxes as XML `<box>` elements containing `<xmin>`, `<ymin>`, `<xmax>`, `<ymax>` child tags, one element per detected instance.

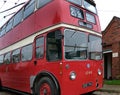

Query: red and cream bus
<box><xmin>0</xmin><ymin>0</ymin><xmax>103</xmax><ymax>95</ymax></box>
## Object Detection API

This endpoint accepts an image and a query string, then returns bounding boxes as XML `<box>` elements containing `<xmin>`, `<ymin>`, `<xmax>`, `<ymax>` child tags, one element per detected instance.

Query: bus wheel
<box><xmin>82</xmin><ymin>91</ymin><xmax>94</xmax><ymax>95</ymax></box>
<box><xmin>35</xmin><ymin>77</ymin><xmax>58</xmax><ymax>95</ymax></box>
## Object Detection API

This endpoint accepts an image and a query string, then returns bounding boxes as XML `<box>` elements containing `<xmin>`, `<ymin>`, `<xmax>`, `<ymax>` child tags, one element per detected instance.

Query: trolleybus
<box><xmin>0</xmin><ymin>0</ymin><xmax>103</xmax><ymax>95</ymax></box>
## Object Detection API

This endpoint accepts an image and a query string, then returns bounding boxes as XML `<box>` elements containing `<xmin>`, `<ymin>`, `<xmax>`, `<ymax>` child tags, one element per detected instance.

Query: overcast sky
<box><xmin>95</xmin><ymin>0</ymin><xmax>120</xmax><ymax>30</ymax></box>
<box><xmin>0</xmin><ymin>0</ymin><xmax>27</xmax><ymax>27</ymax></box>
<box><xmin>0</xmin><ymin>0</ymin><xmax>120</xmax><ymax>31</ymax></box>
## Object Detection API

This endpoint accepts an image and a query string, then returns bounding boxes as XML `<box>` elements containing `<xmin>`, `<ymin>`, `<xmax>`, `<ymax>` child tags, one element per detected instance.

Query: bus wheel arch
<box><xmin>32</xmin><ymin>71</ymin><xmax>60</xmax><ymax>95</ymax></box>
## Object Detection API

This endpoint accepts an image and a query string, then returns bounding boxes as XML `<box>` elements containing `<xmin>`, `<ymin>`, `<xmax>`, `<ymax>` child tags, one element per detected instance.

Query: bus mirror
<box><xmin>55</xmin><ymin>30</ymin><xmax>64</xmax><ymax>39</ymax></box>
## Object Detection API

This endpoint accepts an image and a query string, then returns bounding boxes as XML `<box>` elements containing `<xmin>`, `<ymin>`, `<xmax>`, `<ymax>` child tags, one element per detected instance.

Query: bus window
<box><xmin>88</xmin><ymin>35</ymin><xmax>102</xmax><ymax>60</ymax></box>
<box><xmin>6</xmin><ymin>18</ymin><xmax>13</xmax><ymax>33</ymax></box>
<box><xmin>67</xmin><ymin>0</ymin><xmax>82</xmax><ymax>6</ymax></box>
<box><xmin>0</xmin><ymin>55</ymin><xmax>4</xmax><ymax>64</ymax></box>
<box><xmin>36</xmin><ymin>37</ymin><xmax>44</xmax><ymax>58</ymax></box>
<box><xmin>12</xmin><ymin>49</ymin><xmax>20</xmax><ymax>63</ymax></box>
<box><xmin>0</xmin><ymin>24</ymin><xmax>6</xmax><ymax>37</ymax></box>
<box><xmin>24</xmin><ymin>0</ymin><xmax>35</xmax><ymax>19</ymax></box>
<box><xmin>70</xmin><ymin>6</ymin><xmax>84</xmax><ymax>19</ymax></box>
<box><xmin>13</xmin><ymin>9</ymin><xmax>23</xmax><ymax>27</ymax></box>
<box><xmin>86</xmin><ymin>13</ymin><xmax>95</xmax><ymax>24</ymax></box>
<box><xmin>0</xmin><ymin>30</ymin><xmax>1</xmax><ymax>37</ymax></box>
<box><xmin>47</xmin><ymin>30</ymin><xmax>62</xmax><ymax>61</ymax></box>
<box><xmin>84</xmin><ymin>0</ymin><xmax>97</xmax><ymax>14</ymax></box>
<box><xmin>4</xmin><ymin>52</ymin><xmax>11</xmax><ymax>64</ymax></box>
<box><xmin>37</xmin><ymin>0</ymin><xmax>52</xmax><ymax>9</ymax></box>
<box><xmin>21</xmin><ymin>44</ymin><xmax>33</xmax><ymax>61</ymax></box>
<box><xmin>64</xmin><ymin>29</ymin><xmax>88</xmax><ymax>60</ymax></box>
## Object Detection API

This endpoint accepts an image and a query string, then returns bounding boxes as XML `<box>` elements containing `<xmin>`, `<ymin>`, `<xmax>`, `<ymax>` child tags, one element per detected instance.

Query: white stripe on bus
<box><xmin>0</xmin><ymin>23</ymin><xmax>102</xmax><ymax>55</ymax></box>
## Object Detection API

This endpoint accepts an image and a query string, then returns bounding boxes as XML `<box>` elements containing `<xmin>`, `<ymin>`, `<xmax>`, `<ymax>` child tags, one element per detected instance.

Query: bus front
<box><xmin>60</xmin><ymin>0</ymin><xmax>103</xmax><ymax>94</ymax></box>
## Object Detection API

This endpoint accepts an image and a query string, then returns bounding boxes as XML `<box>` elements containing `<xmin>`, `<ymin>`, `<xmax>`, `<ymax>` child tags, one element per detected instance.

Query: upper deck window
<box><xmin>24</xmin><ymin>0</ymin><xmax>35</xmax><ymax>19</ymax></box>
<box><xmin>6</xmin><ymin>18</ymin><xmax>13</xmax><ymax>33</ymax></box>
<box><xmin>70</xmin><ymin>6</ymin><xmax>84</xmax><ymax>19</ymax></box>
<box><xmin>84</xmin><ymin>0</ymin><xmax>97</xmax><ymax>14</ymax></box>
<box><xmin>86</xmin><ymin>13</ymin><xmax>95</xmax><ymax>24</ymax></box>
<box><xmin>67</xmin><ymin>0</ymin><xmax>82</xmax><ymax>6</ymax></box>
<box><xmin>37</xmin><ymin>0</ymin><xmax>52</xmax><ymax>9</ymax></box>
<box><xmin>0</xmin><ymin>25</ymin><xmax>6</xmax><ymax>37</ymax></box>
<box><xmin>13</xmin><ymin>9</ymin><xmax>23</xmax><ymax>27</ymax></box>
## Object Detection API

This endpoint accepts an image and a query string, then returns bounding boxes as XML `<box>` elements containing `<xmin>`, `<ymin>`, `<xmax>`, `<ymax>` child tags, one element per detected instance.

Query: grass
<box><xmin>104</xmin><ymin>80</ymin><xmax>120</xmax><ymax>85</ymax></box>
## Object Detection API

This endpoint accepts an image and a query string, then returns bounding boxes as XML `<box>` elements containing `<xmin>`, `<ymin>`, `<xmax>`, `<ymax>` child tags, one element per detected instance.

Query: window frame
<box><xmin>86</xmin><ymin>12</ymin><xmax>96</xmax><ymax>24</ymax></box>
<box><xmin>13</xmin><ymin>9</ymin><xmax>23</xmax><ymax>27</ymax></box>
<box><xmin>88</xmin><ymin>34</ymin><xmax>102</xmax><ymax>60</ymax></box>
<box><xmin>46</xmin><ymin>30</ymin><xmax>62</xmax><ymax>61</ymax></box>
<box><xmin>37</xmin><ymin>0</ymin><xmax>52</xmax><ymax>9</ymax></box>
<box><xmin>21</xmin><ymin>44</ymin><xmax>33</xmax><ymax>62</ymax></box>
<box><xmin>0</xmin><ymin>55</ymin><xmax>4</xmax><ymax>65</ymax></box>
<box><xmin>4</xmin><ymin>52</ymin><xmax>11</xmax><ymax>64</ymax></box>
<box><xmin>67</xmin><ymin>0</ymin><xmax>82</xmax><ymax>6</ymax></box>
<box><xmin>0</xmin><ymin>24</ymin><xmax>6</xmax><ymax>37</ymax></box>
<box><xmin>83</xmin><ymin>0</ymin><xmax>97</xmax><ymax>14</ymax></box>
<box><xmin>64</xmin><ymin>28</ymin><xmax>88</xmax><ymax>60</ymax></box>
<box><xmin>35</xmin><ymin>36</ymin><xmax>45</xmax><ymax>59</ymax></box>
<box><xmin>6</xmin><ymin>18</ymin><xmax>13</xmax><ymax>33</ymax></box>
<box><xmin>70</xmin><ymin>5</ymin><xmax>84</xmax><ymax>20</ymax></box>
<box><xmin>24</xmin><ymin>0</ymin><xmax>35</xmax><ymax>19</ymax></box>
<box><xmin>12</xmin><ymin>48</ymin><xmax>21</xmax><ymax>63</ymax></box>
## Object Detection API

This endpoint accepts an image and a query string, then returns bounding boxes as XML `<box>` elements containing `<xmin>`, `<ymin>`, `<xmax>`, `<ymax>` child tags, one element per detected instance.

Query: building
<box><xmin>103</xmin><ymin>16</ymin><xmax>120</xmax><ymax>79</ymax></box>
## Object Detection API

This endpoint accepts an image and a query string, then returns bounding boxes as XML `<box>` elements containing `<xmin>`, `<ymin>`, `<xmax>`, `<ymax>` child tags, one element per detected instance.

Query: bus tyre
<box><xmin>0</xmin><ymin>81</ymin><xmax>2</xmax><ymax>91</ymax></box>
<box><xmin>35</xmin><ymin>77</ymin><xmax>58</xmax><ymax>95</ymax></box>
<box><xmin>83</xmin><ymin>91</ymin><xmax>94</xmax><ymax>95</ymax></box>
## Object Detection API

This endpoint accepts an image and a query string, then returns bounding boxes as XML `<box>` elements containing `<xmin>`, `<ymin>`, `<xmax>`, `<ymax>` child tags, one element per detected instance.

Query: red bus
<box><xmin>0</xmin><ymin>0</ymin><xmax>103</xmax><ymax>95</ymax></box>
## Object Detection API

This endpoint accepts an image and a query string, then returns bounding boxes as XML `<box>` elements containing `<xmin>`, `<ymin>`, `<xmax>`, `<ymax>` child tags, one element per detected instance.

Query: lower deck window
<box><xmin>4</xmin><ymin>52</ymin><xmax>11</xmax><ymax>64</ymax></box>
<box><xmin>12</xmin><ymin>49</ymin><xmax>20</xmax><ymax>63</ymax></box>
<box><xmin>0</xmin><ymin>55</ymin><xmax>4</xmax><ymax>64</ymax></box>
<box><xmin>21</xmin><ymin>44</ymin><xmax>33</xmax><ymax>61</ymax></box>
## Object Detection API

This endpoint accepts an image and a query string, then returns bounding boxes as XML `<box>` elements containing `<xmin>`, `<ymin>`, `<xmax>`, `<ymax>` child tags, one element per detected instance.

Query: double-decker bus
<box><xmin>0</xmin><ymin>0</ymin><xmax>103</xmax><ymax>95</ymax></box>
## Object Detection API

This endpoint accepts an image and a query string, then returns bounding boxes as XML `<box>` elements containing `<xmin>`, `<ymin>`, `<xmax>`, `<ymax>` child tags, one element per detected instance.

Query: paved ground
<box><xmin>1</xmin><ymin>91</ymin><xmax>120</xmax><ymax>95</ymax></box>
<box><xmin>0</xmin><ymin>92</ymin><xmax>16</xmax><ymax>95</ymax></box>
<box><xmin>94</xmin><ymin>91</ymin><xmax>120</xmax><ymax>95</ymax></box>
<box><xmin>1</xmin><ymin>84</ymin><xmax>120</xmax><ymax>95</ymax></box>
<box><xmin>100</xmin><ymin>84</ymin><xmax>120</xmax><ymax>93</ymax></box>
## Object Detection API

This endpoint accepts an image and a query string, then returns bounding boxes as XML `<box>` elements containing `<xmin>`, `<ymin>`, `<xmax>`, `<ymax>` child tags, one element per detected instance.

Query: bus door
<box><xmin>1</xmin><ymin>52</ymin><xmax>11</xmax><ymax>87</ymax></box>
<box><xmin>33</xmin><ymin>35</ymin><xmax>45</xmax><ymax>72</ymax></box>
<box><xmin>18</xmin><ymin>44</ymin><xmax>34</xmax><ymax>92</ymax></box>
<box><xmin>45</xmin><ymin>30</ymin><xmax>62</xmax><ymax>73</ymax></box>
<box><xmin>0</xmin><ymin>55</ymin><xmax>5</xmax><ymax>76</ymax></box>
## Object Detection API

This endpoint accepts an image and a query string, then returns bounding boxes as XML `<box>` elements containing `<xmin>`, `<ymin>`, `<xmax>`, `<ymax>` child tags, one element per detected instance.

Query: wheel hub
<box><xmin>40</xmin><ymin>83</ymin><xmax>51</xmax><ymax>95</ymax></box>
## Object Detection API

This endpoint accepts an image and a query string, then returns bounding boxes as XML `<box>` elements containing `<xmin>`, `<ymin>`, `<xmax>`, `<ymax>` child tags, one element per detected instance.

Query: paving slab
<box><xmin>99</xmin><ymin>84</ymin><xmax>120</xmax><ymax>93</ymax></box>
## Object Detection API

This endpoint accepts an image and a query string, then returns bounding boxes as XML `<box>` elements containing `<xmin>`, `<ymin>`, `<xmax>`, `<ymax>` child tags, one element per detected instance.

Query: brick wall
<box><xmin>103</xmin><ymin>16</ymin><xmax>120</xmax><ymax>79</ymax></box>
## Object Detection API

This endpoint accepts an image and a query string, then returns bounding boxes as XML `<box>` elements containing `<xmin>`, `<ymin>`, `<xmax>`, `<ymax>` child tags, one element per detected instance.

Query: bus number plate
<box><xmin>82</xmin><ymin>82</ymin><xmax>92</xmax><ymax>88</ymax></box>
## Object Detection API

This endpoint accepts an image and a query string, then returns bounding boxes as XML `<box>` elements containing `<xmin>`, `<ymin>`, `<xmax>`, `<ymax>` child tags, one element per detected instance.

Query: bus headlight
<box><xmin>70</xmin><ymin>71</ymin><xmax>76</xmax><ymax>80</ymax></box>
<box><xmin>98</xmin><ymin>69</ymin><xmax>102</xmax><ymax>75</ymax></box>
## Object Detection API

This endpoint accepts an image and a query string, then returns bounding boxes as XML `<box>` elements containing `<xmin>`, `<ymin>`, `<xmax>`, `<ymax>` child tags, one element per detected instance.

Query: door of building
<box><xmin>104</xmin><ymin>52</ymin><xmax>112</xmax><ymax>79</ymax></box>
